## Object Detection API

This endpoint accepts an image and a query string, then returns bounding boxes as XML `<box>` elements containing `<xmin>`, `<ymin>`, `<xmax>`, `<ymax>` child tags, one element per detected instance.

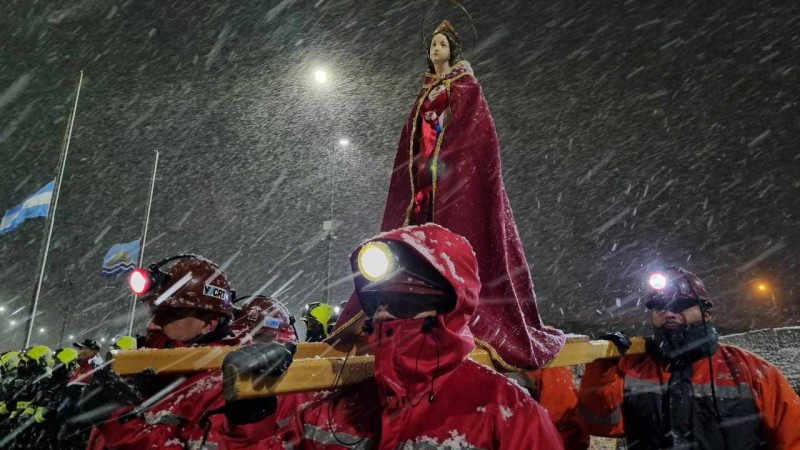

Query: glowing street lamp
<box><xmin>753</xmin><ymin>280</ymin><xmax>776</xmax><ymax>307</ymax></box>
<box><xmin>339</xmin><ymin>138</ymin><xmax>350</xmax><ymax>147</ymax></box>
<box><xmin>314</xmin><ymin>69</ymin><xmax>328</xmax><ymax>83</ymax></box>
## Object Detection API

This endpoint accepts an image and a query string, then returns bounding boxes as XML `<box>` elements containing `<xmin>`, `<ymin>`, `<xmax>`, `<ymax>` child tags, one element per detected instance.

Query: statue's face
<box><xmin>429</xmin><ymin>33</ymin><xmax>451</xmax><ymax>66</ymax></box>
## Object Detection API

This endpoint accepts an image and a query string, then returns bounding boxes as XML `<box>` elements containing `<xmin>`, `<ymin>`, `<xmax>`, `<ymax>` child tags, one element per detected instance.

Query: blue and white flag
<box><xmin>102</xmin><ymin>239</ymin><xmax>140</xmax><ymax>276</ymax></box>
<box><xmin>0</xmin><ymin>181</ymin><xmax>54</xmax><ymax>235</ymax></box>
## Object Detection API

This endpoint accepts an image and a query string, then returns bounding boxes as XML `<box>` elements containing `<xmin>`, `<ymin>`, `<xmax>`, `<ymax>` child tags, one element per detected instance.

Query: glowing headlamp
<box><xmin>129</xmin><ymin>268</ymin><xmax>153</xmax><ymax>295</ymax></box>
<box><xmin>648</xmin><ymin>273</ymin><xmax>667</xmax><ymax>290</ymax></box>
<box><xmin>357</xmin><ymin>241</ymin><xmax>395</xmax><ymax>281</ymax></box>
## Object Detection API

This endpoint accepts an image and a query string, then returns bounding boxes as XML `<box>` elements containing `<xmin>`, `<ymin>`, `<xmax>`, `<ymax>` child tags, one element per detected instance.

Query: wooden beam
<box><xmin>110</xmin><ymin>336</ymin><xmax>645</xmax><ymax>401</ymax></box>
<box><xmin>224</xmin><ymin>338</ymin><xmax>645</xmax><ymax>400</ymax></box>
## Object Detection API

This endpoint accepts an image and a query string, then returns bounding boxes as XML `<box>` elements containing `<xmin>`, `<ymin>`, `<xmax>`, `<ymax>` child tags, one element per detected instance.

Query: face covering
<box><xmin>651</xmin><ymin>321</ymin><xmax>719</xmax><ymax>369</ymax></box>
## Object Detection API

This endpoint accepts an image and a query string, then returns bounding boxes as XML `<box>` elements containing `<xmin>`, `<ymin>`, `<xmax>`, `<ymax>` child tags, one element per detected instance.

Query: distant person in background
<box><xmin>579</xmin><ymin>267</ymin><xmax>800</xmax><ymax>449</ymax></box>
<box><xmin>508</xmin><ymin>367</ymin><xmax>590</xmax><ymax>450</ymax></box>
<box><xmin>235</xmin><ymin>295</ymin><xmax>298</xmax><ymax>344</ymax></box>
<box><xmin>71</xmin><ymin>339</ymin><xmax>103</xmax><ymax>385</ymax></box>
<box><xmin>300</xmin><ymin>302</ymin><xmax>336</xmax><ymax>342</ymax></box>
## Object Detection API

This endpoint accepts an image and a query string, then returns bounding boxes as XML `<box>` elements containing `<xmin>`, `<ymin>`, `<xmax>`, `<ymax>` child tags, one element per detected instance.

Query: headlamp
<box><xmin>357</xmin><ymin>241</ymin><xmax>395</xmax><ymax>281</ymax></box>
<box><xmin>129</xmin><ymin>268</ymin><xmax>152</xmax><ymax>295</ymax></box>
<box><xmin>648</xmin><ymin>273</ymin><xmax>667</xmax><ymax>290</ymax></box>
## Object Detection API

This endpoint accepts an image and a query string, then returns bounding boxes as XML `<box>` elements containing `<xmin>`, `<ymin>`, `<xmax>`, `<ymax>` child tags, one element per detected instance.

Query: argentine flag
<box><xmin>0</xmin><ymin>181</ymin><xmax>54</xmax><ymax>235</ymax></box>
<box><xmin>102</xmin><ymin>239</ymin><xmax>140</xmax><ymax>276</ymax></box>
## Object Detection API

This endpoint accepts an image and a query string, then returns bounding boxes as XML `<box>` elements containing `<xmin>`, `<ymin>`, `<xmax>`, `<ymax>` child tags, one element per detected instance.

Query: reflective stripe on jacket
<box><xmin>578</xmin><ymin>343</ymin><xmax>800</xmax><ymax>450</ymax></box>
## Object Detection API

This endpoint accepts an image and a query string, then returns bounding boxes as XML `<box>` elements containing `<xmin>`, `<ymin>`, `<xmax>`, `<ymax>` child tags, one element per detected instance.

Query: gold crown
<box><xmin>434</xmin><ymin>20</ymin><xmax>456</xmax><ymax>36</ymax></box>
<box><xmin>432</xmin><ymin>20</ymin><xmax>462</xmax><ymax>47</ymax></box>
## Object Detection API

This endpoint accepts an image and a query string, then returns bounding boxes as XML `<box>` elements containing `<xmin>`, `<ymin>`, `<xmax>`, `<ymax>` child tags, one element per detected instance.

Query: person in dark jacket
<box><xmin>578</xmin><ymin>266</ymin><xmax>800</xmax><ymax>449</ymax></box>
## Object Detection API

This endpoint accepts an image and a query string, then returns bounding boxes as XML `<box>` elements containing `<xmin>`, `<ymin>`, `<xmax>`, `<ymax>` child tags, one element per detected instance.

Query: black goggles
<box><xmin>646</xmin><ymin>298</ymin><xmax>701</xmax><ymax>313</ymax></box>
<box><xmin>359</xmin><ymin>291</ymin><xmax>454</xmax><ymax>320</ymax></box>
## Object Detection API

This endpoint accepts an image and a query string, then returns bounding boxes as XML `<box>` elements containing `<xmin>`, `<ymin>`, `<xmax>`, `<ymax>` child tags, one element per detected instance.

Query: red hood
<box><xmin>352</xmin><ymin>224</ymin><xmax>479</xmax><ymax>403</ymax></box>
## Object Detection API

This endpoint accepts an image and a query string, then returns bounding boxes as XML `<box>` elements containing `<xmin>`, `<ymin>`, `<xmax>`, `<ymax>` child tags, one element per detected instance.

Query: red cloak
<box><xmin>334</xmin><ymin>61</ymin><xmax>564</xmax><ymax>370</ymax></box>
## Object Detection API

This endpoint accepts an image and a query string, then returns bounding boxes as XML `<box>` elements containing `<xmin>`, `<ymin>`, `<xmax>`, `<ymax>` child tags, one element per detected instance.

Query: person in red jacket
<box><xmin>509</xmin><ymin>367</ymin><xmax>590</xmax><ymax>450</ymax></box>
<box><xmin>232</xmin><ymin>295</ymin><xmax>298</xmax><ymax>344</ymax></box>
<box><xmin>79</xmin><ymin>254</ymin><xmax>244</xmax><ymax>450</ymax></box>
<box><xmin>224</xmin><ymin>224</ymin><xmax>564</xmax><ymax>449</ymax></box>
<box><xmin>578</xmin><ymin>266</ymin><xmax>800</xmax><ymax>450</ymax></box>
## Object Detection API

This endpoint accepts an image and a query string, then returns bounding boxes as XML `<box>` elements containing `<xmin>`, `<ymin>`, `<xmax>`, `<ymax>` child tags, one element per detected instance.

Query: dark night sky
<box><xmin>0</xmin><ymin>0</ymin><xmax>797</xmax><ymax>350</ymax></box>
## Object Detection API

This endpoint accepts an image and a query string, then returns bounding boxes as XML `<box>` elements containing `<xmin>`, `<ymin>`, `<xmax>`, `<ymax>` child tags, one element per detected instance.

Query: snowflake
<box><xmin>499</xmin><ymin>405</ymin><xmax>513</xmax><ymax>421</ymax></box>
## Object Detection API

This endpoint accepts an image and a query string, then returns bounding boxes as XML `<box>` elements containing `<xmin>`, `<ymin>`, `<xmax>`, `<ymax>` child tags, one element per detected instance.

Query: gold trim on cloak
<box><xmin>403</xmin><ymin>60</ymin><xmax>473</xmax><ymax>226</ymax></box>
<box><xmin>330</xmin><ymin>61</ymin><xmax>532</xmax><ymax>371</ymax></box>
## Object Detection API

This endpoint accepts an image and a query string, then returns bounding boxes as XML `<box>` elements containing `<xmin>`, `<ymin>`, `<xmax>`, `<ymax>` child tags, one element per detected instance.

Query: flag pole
<box><xmin>24</xmin><ymin>71</ymin><xmax>84</xmax><ymax>347</ymax></box>
<box><xmin>127</xmin><ymin>149</ymin><xmax>159</xmax><ymax>335</ymax></box>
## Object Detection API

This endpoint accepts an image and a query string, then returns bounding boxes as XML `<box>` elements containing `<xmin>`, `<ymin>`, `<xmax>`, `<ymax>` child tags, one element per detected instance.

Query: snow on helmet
<box><xmin>137</xmin><ymin>255</ymin><xmax>233</xmax><ymax>317</ymax></box>
<box><xmin>25</xmin><ymin>345</ymin><xmax>54</xmax><ymax>368</ymax></box>
<box><xmin>646</xmin><ymin>266</ymin><xmax>712</xmax><ymax>310</ymax></box>
<box><xmin>234</xmin><ymin>296</ymin><xmax>296</xmax><ymax>342</ymax></box>
<box><xmin>111</xmin><ymin>336</ymin><xmax>137</xmax><ymax>351</ymax></box>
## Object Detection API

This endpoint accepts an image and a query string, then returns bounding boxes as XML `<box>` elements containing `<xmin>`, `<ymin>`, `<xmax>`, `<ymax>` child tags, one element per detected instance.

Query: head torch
<box><xmin>353</xmin><ymin>239</ymin><xmax>455</xmax><ymax>320</ymax></box>
<box><xmin>129</xmin><ymin>263</ymin><xmax>170</xmax><ymax>296</ymax></box>
<box><xmin>645</xmin><ymin>268</ymin><xmax>709</xmax><ymax>311</ymax></box>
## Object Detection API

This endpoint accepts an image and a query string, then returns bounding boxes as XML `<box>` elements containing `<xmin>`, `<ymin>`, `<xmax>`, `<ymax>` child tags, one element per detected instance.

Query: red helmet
<box><xmin>234</xmin><ymin>295</ymin><xmax>296</xmax><ymax>343</ymax></box>
<box><xmin>137</xmin><ymin>255</ymin><xmax>233</xmax><ymax>317</ymax></box>
<box><xmin>646</xmin><ymin>266</ymin><xmax>712</xmax><ymax>309</ymax></box>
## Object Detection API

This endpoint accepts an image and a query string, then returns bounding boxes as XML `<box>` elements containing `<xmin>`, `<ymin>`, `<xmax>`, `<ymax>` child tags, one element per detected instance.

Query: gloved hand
<box><xmin>222</xmin><ymin>397</ymin><xmax>278</xmax><ymax>426</ymax></box>
<box><xmin>0</xmin><ymin>401</ymin><xmax>8</xmax><ymax>415</ymax></box>
<box><xmin>600</xmin><ymin>331</ymin><xmax>632</xmax><ymax>354</ymax></box>
<box><xmin>223</xmin><ymin>342</ymin><xmax>296</xmax><ymax>378</ymax></box>
<box><xmin>75</xmin><ymin>367</ymin><xmax>141</xmax><ymax>425</ymax></box>
<box><xmin>128</xmin><ymin>368</ymin><xmax>158</xmax><ymax>397</ymax></box>
<box><xmin>33</xmin><ymin>406</ymin><xmax>46</xmax><ymax>423</ymax></box>
<box><xmin>219</xmin><ymin>343</ymin><xmax>295</xmax><ymax>425</ymax></box>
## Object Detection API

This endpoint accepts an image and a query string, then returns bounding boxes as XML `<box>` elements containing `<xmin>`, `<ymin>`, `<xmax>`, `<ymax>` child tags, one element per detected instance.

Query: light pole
<box><xmin>323</xmin><ymin>139</ymin><xmax>349</xmax><ymax>304</ymax></box>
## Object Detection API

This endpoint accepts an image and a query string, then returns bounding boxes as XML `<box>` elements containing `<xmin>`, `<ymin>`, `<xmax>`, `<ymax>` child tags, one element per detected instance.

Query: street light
<box><xmin>68</xmin><ymin>334</ymin><xmax>75</xmax><ymax>340</ymax></box>
<box><xmin>39</xmin><ymin>328</ymin><xmax>45</xmax><ymax>334</ymax></box>
<box><xmin>753</xmin><ymin>280</ymin><xmax>776</xmax><ymax>307</ymax></box>
<box><xmin>314</xmin><ymin>69</ymin><xmax>328</xmax><ymax>83</ymax></box>
<box><xmin>9</xmin><ymin>320</ymin><xmax>16</xmax><ymax>326</ymax></box>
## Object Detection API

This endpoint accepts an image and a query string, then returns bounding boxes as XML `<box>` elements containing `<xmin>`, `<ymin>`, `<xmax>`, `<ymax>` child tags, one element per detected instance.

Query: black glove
<box><xmin>223</xmin><ymin>342</ymin><xmax>296</xmax><ymax>378</ymax></box>
<box><xmin>74</xmin><ymin>367</ymin><xmax>141</xmax><ymax>425</ymax></box>
<box><xmin>223</xmin><ymin>397</ymin><xmax>278</xmax><ymax>425</ymax></box>
<box><xmin>127</xmin><ymin>368</ymin><xmax>159</xmax><ymax>397</ymax></box>
<box><xmin>600</xmin><ymin>331</ymin><xmax>632</xmax><ymax>354</ymax></box>
<box><xmin>218</xmin><ymin>343</ymin><xmax>295</xmax><ymax>426</ymax></box>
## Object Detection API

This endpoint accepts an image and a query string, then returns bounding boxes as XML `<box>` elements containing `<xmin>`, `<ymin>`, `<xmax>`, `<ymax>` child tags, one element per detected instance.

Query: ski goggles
<box><xmin>645</xmin><ymin>298</ymin><xmax>700</xmax><ymax>313</ymax></box>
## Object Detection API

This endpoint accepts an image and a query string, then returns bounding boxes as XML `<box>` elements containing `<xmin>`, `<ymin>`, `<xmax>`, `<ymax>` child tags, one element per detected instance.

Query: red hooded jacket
<box><xmin>259</xmin><ymin>224</ymin><xmax>563</xmax><ymax>449</ymax></box>
<box><xmin>87</xmin><ymin>332</ymin><xmax>246</xmax><ymax>450</ymax></box>
<box><xmin>334</xmin><ymin>61</ymin><xmax>564</xmax><ymax>371</ymax></box>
